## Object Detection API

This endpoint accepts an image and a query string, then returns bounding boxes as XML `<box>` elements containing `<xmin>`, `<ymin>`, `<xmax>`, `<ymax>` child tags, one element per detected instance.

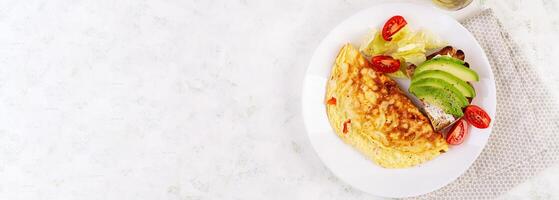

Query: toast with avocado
<box><xmin>409</xmin><ymin>46</ymin><xmax>479</xmax><ymax>131</ymax></box>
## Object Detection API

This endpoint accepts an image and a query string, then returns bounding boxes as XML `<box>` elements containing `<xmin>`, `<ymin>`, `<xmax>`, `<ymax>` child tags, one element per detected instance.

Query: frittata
<box><xmin>325</xmin><ymin>44</ymin><xmax>448</xmax><ymax>168</ymax></box>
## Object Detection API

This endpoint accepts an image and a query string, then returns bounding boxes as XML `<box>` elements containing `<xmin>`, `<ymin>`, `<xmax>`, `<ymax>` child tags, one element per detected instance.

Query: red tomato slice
<box><xmin>326</xmin><ymin>97</ymin><xmax>337</xmax><ymax>105</ymax></box>
<box><xmin>464</xmin><ymin>105</ymin><xmax>491</xmax><ymax>129</ymax></box>
<box><xmin>446</xmin><ymin>119</ymin><xmax>468</xmax><ymax>145</ymax></box>
<box><xmin>382</xmin><ymin>15</ymin><xmax>407</xmax><ymax>41</ymax></box>
<box><xmin>342</xmin><ymin>119</ymin><xmax>351</xmax><ymax>134</ymax></box>
<box><xmin>370</xmin><ymin>55</ymin><xmax>400</xmax><ymax>73</ymax></box>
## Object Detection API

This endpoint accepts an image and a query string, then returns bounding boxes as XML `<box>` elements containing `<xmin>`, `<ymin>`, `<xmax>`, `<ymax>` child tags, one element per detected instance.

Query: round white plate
<box><xmin>301</xmin><ymin>3</ymin><xmax>496</xmax><ymax>198</ymax></box>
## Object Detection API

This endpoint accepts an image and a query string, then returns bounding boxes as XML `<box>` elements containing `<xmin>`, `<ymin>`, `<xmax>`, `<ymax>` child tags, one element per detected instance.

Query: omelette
<box><xmin>325</xmin><ymin>44</ymin><xmax>448</xmax><ymax>168</ymax></box>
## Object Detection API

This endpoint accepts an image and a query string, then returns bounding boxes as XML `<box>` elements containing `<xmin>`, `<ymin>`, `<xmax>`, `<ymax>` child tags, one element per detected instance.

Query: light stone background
<box><xmin>0</xmin><ymin>0</ymin><xmax>557</xmax><ymax>199</ymax></box>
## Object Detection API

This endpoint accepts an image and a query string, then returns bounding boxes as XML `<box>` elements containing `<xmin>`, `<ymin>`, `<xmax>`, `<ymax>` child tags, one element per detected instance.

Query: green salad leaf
<box><xmin>359</xmin><ymin>26</ymin><xmax>446</xmax><ymax>78</ymax></box>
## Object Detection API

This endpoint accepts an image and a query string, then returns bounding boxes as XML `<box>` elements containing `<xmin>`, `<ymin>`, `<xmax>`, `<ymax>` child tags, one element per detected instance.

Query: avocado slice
<box><xmin>414</xmin><ymin>58</ymin><xmax>479</xmax><ymax>82</ymax></box>
<box><xmin>432</xmin><ymin>55</ymin><xmax>465</xmax><ymax>65</ymax></box>
<box><xmin>411</xmin><ymin>70</ymin><xmax>476</xmax><ymax>98</ymax></box>
<box><xmin>409</xmin><ymin>86</ymin><xmax>465</xmax><ymax>117</ymax></box>
<box><xmin>409</xmin><ymin>78</ymin><xmax>469</xmax><ymax>107</ymax></box>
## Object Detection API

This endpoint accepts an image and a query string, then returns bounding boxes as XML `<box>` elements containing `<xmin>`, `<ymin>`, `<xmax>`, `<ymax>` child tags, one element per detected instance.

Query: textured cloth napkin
<box><xmin>408</xmin><ymin>9</ymin><xmax>559</xmax><ymax>200</ymax></box>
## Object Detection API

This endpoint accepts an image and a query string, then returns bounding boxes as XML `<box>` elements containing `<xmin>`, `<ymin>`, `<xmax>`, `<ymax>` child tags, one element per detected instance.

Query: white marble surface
<box><xmin>0</xmin><ymin>0</ymin><xmax>557</xmax><ymax>199</ymax></box>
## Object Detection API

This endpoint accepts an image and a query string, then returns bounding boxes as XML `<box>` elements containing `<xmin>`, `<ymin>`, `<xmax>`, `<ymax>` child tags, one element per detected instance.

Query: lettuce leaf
<box><xmin>358</xmin><ymin>26</ymin><xmax>445</xmax><ymax>78</ymax></box>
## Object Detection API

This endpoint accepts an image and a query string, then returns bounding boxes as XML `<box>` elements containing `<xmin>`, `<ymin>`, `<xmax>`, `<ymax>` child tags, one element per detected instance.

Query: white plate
<box><xmin>301</xmin><ymin>3</ymin><xmax>496</xmax><ymax>198</ymax></box>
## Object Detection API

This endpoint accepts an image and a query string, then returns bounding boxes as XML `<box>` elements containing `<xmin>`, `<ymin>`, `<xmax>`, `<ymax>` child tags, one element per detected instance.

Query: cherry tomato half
<box><xmin>446</xmin><ymin>119</ymin><xmax>468</xmax><ymax>145</ymax></box>
<box><xmin>464</xmin><ymin>105</ymin><xmax>491</xmax><ymax>129</ymax></box>
<box><xmin>370</xmin><ymin>55</ymin><xmax>401</xmax><ymax>73</ymax></box>
<box><xmin>382</xmin><ymin>15</ymin><xmax>407</xmax><ymax>41</ymax></box>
